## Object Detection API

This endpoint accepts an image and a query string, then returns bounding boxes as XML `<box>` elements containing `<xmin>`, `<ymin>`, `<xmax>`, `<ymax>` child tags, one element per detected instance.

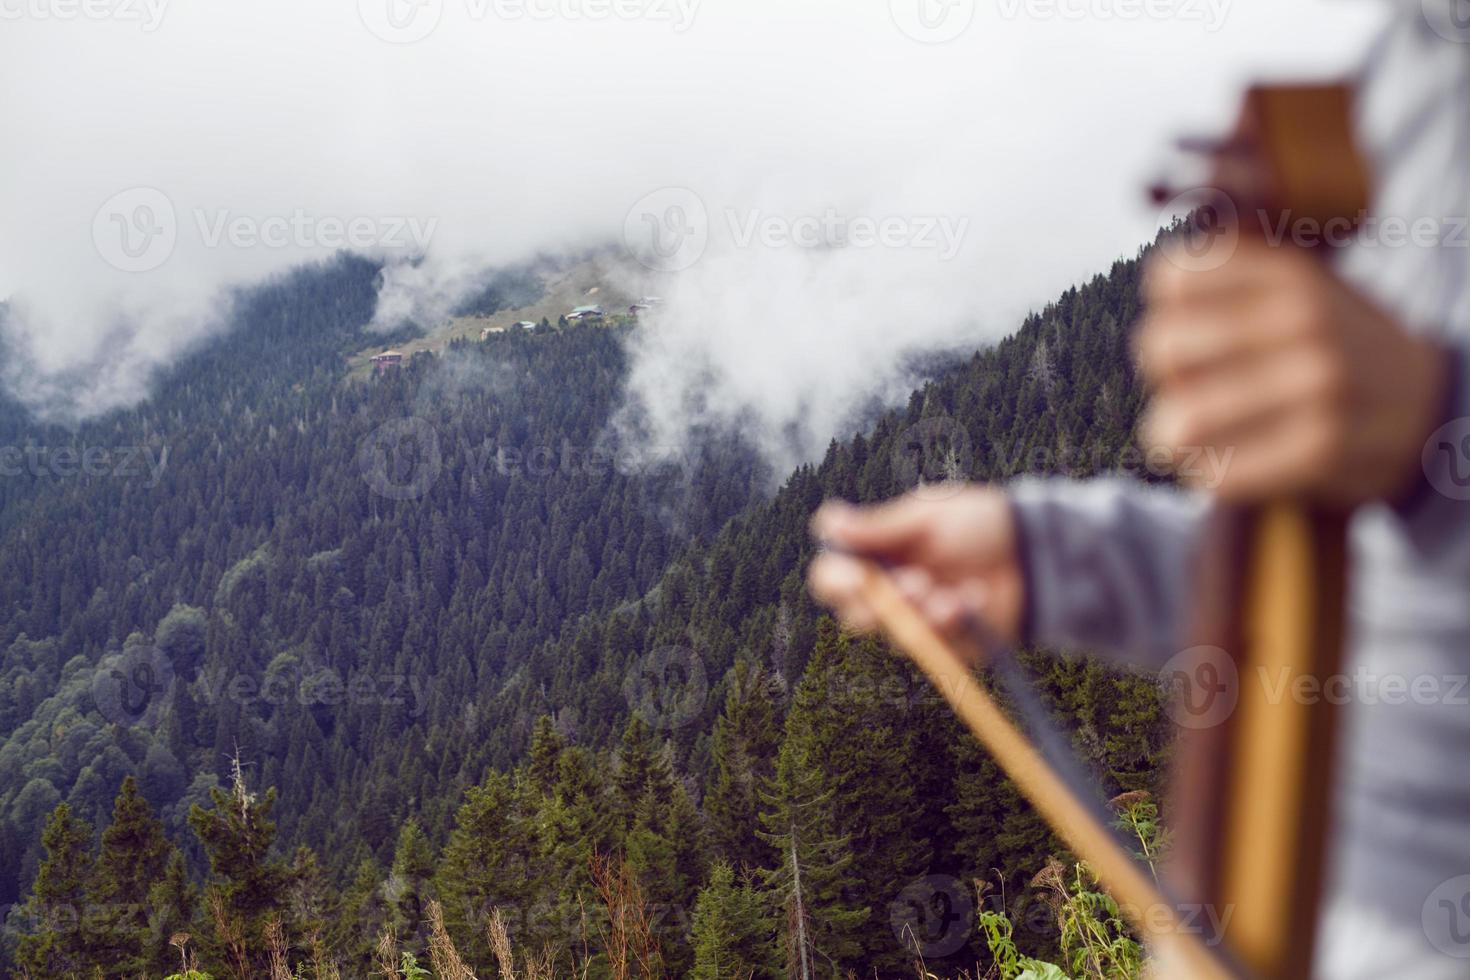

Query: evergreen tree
<box><xmin>626</xmin><ymin>776</ymin><xmax>706</xmax><ymax>975</ymax></box>
<box><xmin>433</xmin><ymin>771</ymin><xmax>537</xmax><ymax>968</ymax></box>
<box><xmin>535</xmin><ymin>745</ymin><xmax>612</xmax><ymax>956</ymax></box>
<box><xmin>16</xmin><ymin>804</ymin><xmax>95</xmax><ymax>978</ymax></box>
<box><xmin>690</xmin><ymin>860</ymin><xmax>776</xmax><ymax>980</ymax></box>
<box><xmin>335</xmin><ymin>857</ymin><xmax>390</xmax><ymax>977</ymax></box>
<box><xmin>759</xmin><ymin>620</ymin><xmax>943</xmax><ymax>974</ymax></box>
<box><xmin>89</xmin><ymin>775</ymin><xmax>175</xmax><ymax>975</ymax></box>
<box><xmin>757</xmin><ymin>758</ymin><xmax>867</xmax><ymax>979</ymax></box>
<box><xmin>527</xmin><ymin>715</ymin><xmax>565</xmax><ymax>795</ymax></box>
<box><xmin>613</xmin><ymin>715</ymin><xmax>667</xmax><ymax>832</ymax></box>
<box><xmin>147</xmin><ymin>851</ymin><xmax>199</xmax><ymax>977</ymax></box>
<box><xmin>187</xmin><ymin>757</ymin><xmax>294</xmax><ymax>977</ymax></box>
<box><xmin>388</xmin><ymin>817</ymin><xmax>435</xmax><ymax>951</ymax></box>
<box><xmin>705</xmin><ymin>659</ymin><xmax>781</xmax><ymax>872</ymax></box>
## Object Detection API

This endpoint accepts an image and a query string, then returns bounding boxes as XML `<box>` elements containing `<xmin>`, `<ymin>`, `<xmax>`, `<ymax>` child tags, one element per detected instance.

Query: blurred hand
<box><xmin>807</xmin><ymin>487</ymin><xmax>1024</xmax><ymax>651</ymax></box>
<box><xmin>1138</xmin><ymin>238</ymin><xmax>1448</xmax><ymax>505</ymax></box>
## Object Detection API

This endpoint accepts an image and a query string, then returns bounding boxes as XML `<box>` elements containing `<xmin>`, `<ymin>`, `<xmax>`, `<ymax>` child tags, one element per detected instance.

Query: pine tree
<box><xmin>757</xmin><ymin>760</ymin><xmax>867</xmax><ymax>978</ymax></box>
<box><xmin>388</xmin><ymin>817</ymin><xmax>435</xmax><ymax>951</ymax></box>
<box><xmin>626</xmin><ymin>775</ymin><xmax>706</xmax><ymax>975</ymax></box>
<box><xmin>90</xmin><ymin>775</ymin><xmax>175</xmax><ymax>975</ymax></box>
<box><xmin>335</xmin><ymin>857</ymin><xmax>389</xmax><ymax>976</ymax></box>
<box><xmin>613</xmin><ymin>715</ymin><xmax>667</xmax><ymax>832</ymax></box>
<box><xmin>147</xmin><ymin>850</ymin><xmax>198</xmax><ymax>977</ymax></box>
<box><xmin>16</xmin><ymin>803</ymin><xmax>95</xmax><ymax>978</ymax></box>
<box><xmin>433</xmin><ymin>771</ymin><xmax>537</xmax><ymax>967</ymax></box>
<box><xmin>187</xmin><ymin>756</ymin><xmax>294</xmax><ymax>977</ymax></box>
<box><xmin>527</xmin><ymin>714</ymin><xmax>565</xmax><ymax>795</ymax></box>
<box><xmin>690</xmin><ymin>860</ymin><xmax>776</xmax><ymax>980</ymax></box>
<box><xmin>535</xmin><ymin>744</ymin><xmax>613</xmax><ymax>955</ymax></box>
<box><xmin>758</xmin><ymin>620</ymin><xmax>941</xmax><ymax>975</ymax></box>
<box><xmin>705</xmin><ymin>658</ymin><xmax>781</xmax><ymax>871</ymax></box>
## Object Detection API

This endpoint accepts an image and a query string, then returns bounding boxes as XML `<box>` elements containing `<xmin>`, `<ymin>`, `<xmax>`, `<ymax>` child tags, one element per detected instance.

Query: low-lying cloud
<box><xmin>0</xmin><ymin>0</ymin><xmax>1383</xmax><ymax>454</ymax></box>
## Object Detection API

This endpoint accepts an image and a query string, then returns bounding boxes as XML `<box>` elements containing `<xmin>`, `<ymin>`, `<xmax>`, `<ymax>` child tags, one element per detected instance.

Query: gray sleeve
<box><xmin>1395</xmin><ymin>340</ymin><xmax>1470</xmax><ymax>559</ymax></box>
<box><xmin>1007</xmin><ymin>477</ymin><xmax>1209</xmax><ymax>670</ymax></box>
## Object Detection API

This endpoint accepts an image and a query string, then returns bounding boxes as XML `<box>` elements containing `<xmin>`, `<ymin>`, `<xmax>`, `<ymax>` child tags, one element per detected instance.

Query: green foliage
<box><xmin>89</xmin><ymin>775</ymin><xmax>179</xmax><ymax>975</ymax></box>
<box><xmin>704</xmin><ymin>658</ymin><xmax>781</xmax><ymax>873</ymax></box>
<box><xmin>187</xmin><ymin>760</ymin><xmax>295</xmax><ymax>975</ymax></box>
<box><xmin>433</xmin><ymin>771</ymin><xmax>537</xmax><ymax>967</ymax></box>
<box><xmin>15</xmin><ymin>803</ymin><xmax>94</xmax><ymax>977</ymax></box>
<box><xmin>690</xmin><ymin>860</ymin><xmax>776</xmax><ymax>980</ymax></box>
<box><xmin>2</xmin><ymin>240</ymin><xmax>1169</xmax><ymax>977</ymax></box>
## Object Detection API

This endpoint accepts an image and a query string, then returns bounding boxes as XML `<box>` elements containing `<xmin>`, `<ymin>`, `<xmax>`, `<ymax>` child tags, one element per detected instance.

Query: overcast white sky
<box><xmin>0</xmin><ymin>0</ymin><xmax>1390</xmax><ymax>436</ymax></box>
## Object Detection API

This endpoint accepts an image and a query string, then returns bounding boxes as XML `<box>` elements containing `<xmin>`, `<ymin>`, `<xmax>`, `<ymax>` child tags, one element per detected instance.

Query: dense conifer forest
<box><xmin>0</xmin><ymin>245</ymin><xmax>1178</xmax><ymax>977</ymax></box>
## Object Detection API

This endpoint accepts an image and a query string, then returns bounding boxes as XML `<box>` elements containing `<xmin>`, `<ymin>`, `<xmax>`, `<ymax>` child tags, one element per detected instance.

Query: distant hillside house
<box><xmin>515</xmin><ymin>320</ymin><xmax>537</xmax><ymax>330</ymax></box>
<box><xmin>566</xmin><ymin>305</ymin><xmax>604</xmax><ymax>321</ymax></box>
<box><xmin>370</xmin><ymin>350</ymin><xmax>403</xmax><ymax>373</ymax></box>
<box><xmin>480</xmin><ymin>325</ymin><xmax>503</xmax><ymax>340</ymax></box>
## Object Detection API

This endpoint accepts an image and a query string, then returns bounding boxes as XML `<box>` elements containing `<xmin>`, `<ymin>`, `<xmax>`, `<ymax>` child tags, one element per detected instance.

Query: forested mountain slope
<box><xmin>0</xmin><ymin>243</ymin><xmax>1178</xmax><ymax>977</ymax></box>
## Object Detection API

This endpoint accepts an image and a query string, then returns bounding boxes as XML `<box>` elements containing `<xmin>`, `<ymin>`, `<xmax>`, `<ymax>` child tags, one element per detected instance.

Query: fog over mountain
<box><xmin>0</xmin><ymin>0</ymin><xmax>1382</xmax><ymax>448</ymax></box>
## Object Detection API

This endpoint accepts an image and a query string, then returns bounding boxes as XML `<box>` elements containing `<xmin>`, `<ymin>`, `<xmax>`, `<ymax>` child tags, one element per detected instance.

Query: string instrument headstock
<box><xmin>1151</xmin><ymin>84</ymin><xmax>1372</xmax><ymax>254</ymax></box>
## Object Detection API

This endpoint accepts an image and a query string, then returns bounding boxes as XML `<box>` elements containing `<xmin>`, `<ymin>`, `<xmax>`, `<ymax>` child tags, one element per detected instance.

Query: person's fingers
<box><xmin>1137</xmin><ymin>307</ymin><xmax>1299</xmax><ymax>385</ymax></box>
<box><xmin>1144</xmin><ymin>243</ymin><xmax>1278</xmax><ymax>308</ymax></box>
<box><xmin>1144</xmin><ymin>346</ymin><xmax>1343</xmax><ymax>454</ymax></box>
<box><xmin>808</xmin><ymin>552</ymin><xmax>862</xmax><ymax>605</ymax></box>
<box><xmin>921</xmin><ymin>589</ymin><xmax>966</xmax><ymax>633</ymax></box>
<box><xmin>811</xmin><ymin>495</ymin><xmax>934</xmax><ymax>560</ymax></box>
<box><xmin>1198</xmin><ymin>406</ymin><xmax>1342</xmax><ymax>502</ymax></box>
<box><xmin>1145</xmin><ymin>237</ymin><xmax>1311</xmax><ymax>307</ymax></box>
<box><xmin>806</xmin><ymin>553</ymin><xmax>879</xmax><ymax>631</ymax></box>
<box><xmin>892</xmin><ymin>565</ymin><xmax>934</xmax><ymax>607</ymax></box>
